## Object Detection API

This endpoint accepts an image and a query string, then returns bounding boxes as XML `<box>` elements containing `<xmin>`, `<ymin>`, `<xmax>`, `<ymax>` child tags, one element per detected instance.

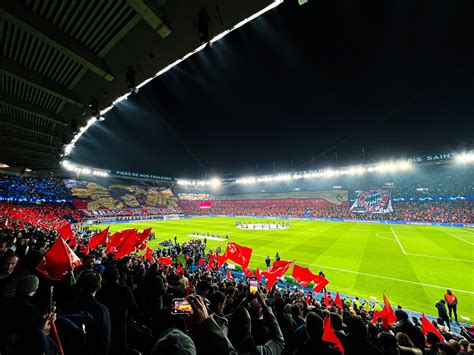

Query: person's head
<box><xmin>378</xmin><ymin>332</ymin><xmax>399</xmax><ymax>354</ymax></box>
<box><xmin>1</xmin><ymin>249</ymin><xmax>19</xmax><ymax>275</ymax></box>
<box><xmin>151</xmin><ymin>328</ymin><xmax>196</xmax><ymax>355</ymax></box>
<box><xmin>208</xmin><ymin>291</ymin><xmax>226</xmax><ymax>315</ymax></box>
<box><xmin>448</xmin><ymin>339</ymin><xmax>461</xmax><ymax>353</ymax></box>
<box><xmin>102</xmin><ymin>268</ymin><xmax>119</xmax><ymax>284</ymax></box>
<box><xmin>446</xmin><ymin>289</ymin><xmax>452</xmax><ymax>295</ymax></box>
<box><xmin>291</xmin><ymin>304</ymin><xmax>302</xmax><ymax>318</ymax></box>
<box><xmin>0</xmin><ymin>240</ymin><xmax>8</xmax><ymax>255</ymax></box>
<box><xmin>396</xmin><ymin>332</ymin><xmax>414</xmax><ymax>348</ymax></box>
<box><xmin>228</xmin><ymin>306</ymin><xmax>252</xmax><ymax>345</ymax></box>
<box><xmin>395</xmin><ymin>309</ymin><xmax>409</xmax><ymax>321</ymax></box>
<box><xmin>440</xmin><ymin>299</ymin><xmax>446</xmax><ymax>304</ymax></box>
<box><xmin>16</xmin><ymin>275</ymin><xmax>40</xmax><ymax>297</ymax></box>
<box><xmin>77</xmin><ymin>272</ymin><xmax>102</xmax><ymax>296</ymax></box>
<box><xmin>83</xmin><ymin>256</ymin><xmax>96</xmax><ymax>269</ymax></box>
<box><xmin>305</xmin><ymin>312</ymin><xmax>324</xmax><ymax>341</ymax></box>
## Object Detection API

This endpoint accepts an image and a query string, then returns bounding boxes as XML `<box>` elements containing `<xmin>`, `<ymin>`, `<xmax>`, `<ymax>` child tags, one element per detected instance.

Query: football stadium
<box><xmin>1</xmin><ymin>1</ymin><xmax>474</xmax><ymax>354</ymax></box>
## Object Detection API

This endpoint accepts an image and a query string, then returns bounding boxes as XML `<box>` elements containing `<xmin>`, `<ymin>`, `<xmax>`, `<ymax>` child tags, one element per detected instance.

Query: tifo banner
<box><xmin>350</xmin><ymin>189</ymin><xmax>393</xmax><ymax>214</ymax></box>
<box><xmin>80</xmin><ymin>208</ymin><xmax>171</xmax><ymax>217</ymax></box>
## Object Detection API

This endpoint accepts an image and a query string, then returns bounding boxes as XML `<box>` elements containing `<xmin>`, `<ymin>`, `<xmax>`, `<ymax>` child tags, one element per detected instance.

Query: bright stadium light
<box><xmin>210</xmin><ymin>177</ymin><xmax>221</xmax><ymax>188</ymax></box>
<box><xmin>456</xmin><ymin>152</ymin><xmax>474</xmax><ymax>163</ymax></box>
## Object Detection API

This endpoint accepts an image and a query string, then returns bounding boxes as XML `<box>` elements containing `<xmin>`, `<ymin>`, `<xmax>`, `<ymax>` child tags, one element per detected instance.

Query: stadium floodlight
<box><xmin>210</xmin><ymin>177</ymin><xmax>221</xmax><ymax>188</ymax></box>
<box><xmin>397</xmin><ymin>161</ymin><xmax>412</xmax><ymax>170</ymax></box>
<box><xmin>456</xmin><ymin>152</ymin><xmax>474</xmax><ymax>163</ymax></box>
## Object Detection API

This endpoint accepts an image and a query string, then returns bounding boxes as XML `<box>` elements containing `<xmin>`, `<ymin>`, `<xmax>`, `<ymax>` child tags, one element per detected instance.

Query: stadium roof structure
<box><xmin>0</xmin><ymin>0</ymin><xmax>282</xmax><ymax>172</ymax></box>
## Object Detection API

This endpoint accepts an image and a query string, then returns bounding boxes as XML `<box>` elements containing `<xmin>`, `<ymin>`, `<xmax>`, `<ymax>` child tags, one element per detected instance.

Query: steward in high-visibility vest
<box><xmin>444</xmin><ymin>289</ymin><xmax>458</xmax><ymax>322</ymax></box>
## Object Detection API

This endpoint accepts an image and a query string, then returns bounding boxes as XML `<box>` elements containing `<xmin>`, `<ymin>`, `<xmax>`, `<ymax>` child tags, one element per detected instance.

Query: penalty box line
<box><xmin>390</xmin><ymin>227</ymin><xmax>407</xmax><ymax>255</ymax></box>
<box><xmin>252</xmin><ymin>253</ymin><xmax>474</xmax><ymax>295</ymax></box>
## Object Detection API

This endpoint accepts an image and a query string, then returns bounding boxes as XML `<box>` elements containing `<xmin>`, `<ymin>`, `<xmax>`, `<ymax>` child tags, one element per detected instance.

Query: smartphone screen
<box><xmin>249</xmin><ymin>277</ymin><xmax>258</xmax><ymax>294</ymax></box>
<box><xmin>171</xmin><ymin>298</ymin><xmax>193</xmax><ymax>315</ymax></box>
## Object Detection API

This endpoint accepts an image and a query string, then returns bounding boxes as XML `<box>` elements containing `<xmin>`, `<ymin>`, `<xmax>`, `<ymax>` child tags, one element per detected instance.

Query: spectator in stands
<box><xmin>0</xmin><ymin>249</ymin><xmax>29</xmax><ymax>305</ymax></box>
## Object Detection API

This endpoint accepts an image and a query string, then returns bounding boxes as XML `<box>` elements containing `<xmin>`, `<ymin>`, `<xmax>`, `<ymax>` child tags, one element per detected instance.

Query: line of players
<box><xmin>235</xmin><ymin>220</ymin><xmax>290</xmax><ymax>229</ymax></box>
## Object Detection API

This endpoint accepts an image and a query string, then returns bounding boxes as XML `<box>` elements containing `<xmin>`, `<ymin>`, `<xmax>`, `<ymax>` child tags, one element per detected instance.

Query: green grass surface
<box><xmin>93</xmin><ymin>217</ymin><xmax>474</xmax><ymax>321</ymax></box>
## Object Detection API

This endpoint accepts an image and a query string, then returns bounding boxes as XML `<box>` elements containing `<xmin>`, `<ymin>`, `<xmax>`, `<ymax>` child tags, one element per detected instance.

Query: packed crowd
<box><xmin>180</xmin><ymin>200</ymin><xmax>473</xmax><ymax>224</ymax></box>
<box><xmin>0</xmin><ymin>174</ymin><xmax>70</xmax><ymax>200</ymax></box>
<box><xmin>1</xmin><ymin>218</ymin><xmax>473</xmax><ymax>355</ymax></box>
<box><xmin>0</xmin><ymin>202</ymin><xmax>82</xmax><ymax>229</ymax></box>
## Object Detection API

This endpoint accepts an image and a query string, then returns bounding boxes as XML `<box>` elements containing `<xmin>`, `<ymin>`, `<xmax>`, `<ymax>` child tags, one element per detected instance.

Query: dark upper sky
<box><xmin>71</xmin><ymin>0</ymin><xmax>474</xmax><ymax>179</ymax></box>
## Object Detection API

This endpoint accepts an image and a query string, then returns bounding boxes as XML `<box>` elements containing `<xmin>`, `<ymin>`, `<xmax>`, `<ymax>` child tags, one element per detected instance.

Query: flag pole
<box><xmin>52</xmin><ymin>321</ymin><xmax>65</xmax><ymax>355</ymax></box>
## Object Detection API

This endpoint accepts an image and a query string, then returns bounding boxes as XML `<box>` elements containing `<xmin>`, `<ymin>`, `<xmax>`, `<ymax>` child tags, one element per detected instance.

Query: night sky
<box><xmin>71</xmin><ymin>0</ymin><xmax>474</xmax><ymax>179</ymax></box>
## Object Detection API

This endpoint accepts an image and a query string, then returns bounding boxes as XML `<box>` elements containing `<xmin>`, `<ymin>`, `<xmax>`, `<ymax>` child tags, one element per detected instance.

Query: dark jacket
<box><xmin>97</xmin><ymin>281</ymin><xmax>135</xmax><ymax>355</ymax></box>
<box><xmin>294</xmin><ymin>339</ymin><xmax>342</xmax><ymax>355</ymax></box>
<box><xmin>435</xmin><ymin>301</ymin><xmax>449</xmax><ymax>320</ymax></box>
<box><xmin>394</xmin><ymin>319</ymin><xmax>425</xmax><ymax>350</ymax></box>
<box><xmin>0</xmin><ymin>267</ymin><xmax>29</xmax><ymax>305</ymax></box>
<box><xmin>77</xmin><ymin>295</ymin><xmax>111</xmax><ymax>355</ymax></box>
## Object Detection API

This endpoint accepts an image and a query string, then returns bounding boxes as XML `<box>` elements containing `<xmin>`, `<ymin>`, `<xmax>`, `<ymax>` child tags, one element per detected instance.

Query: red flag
<box><xmin>68</xmin><ymin>237</ymin><xmax>77</xmax><ymax>248</ymax></box>
<box><xmin>198</xmin><ymin>259</ymin><xmax>206</xmax><ymax>267</ymax></box>
<box><xmin>371</xmin><ymin>293</ymin><xmax>397</xmax><ymax>328</ymax></box>
<box><xmin>134</xmin><ymin>227</ymin><xmax>152</xmax><ymax>247</ymax></box>
<box><xmin>206</xmin><ymin>252</ymin><xmax>215</xmax><ymax>270</ymax></box>
<box><xmin>158</xmin><ymin>256</ymin><xmax>173</xmax><ymax>266</ymax></box>
<box><xmin>58</xmin><ymin>224</ymin><xmax>74</xmax><ymax>241</ymax></box>
<box><xmin>243</xmin><ymin>267</ymin><xmax>254</xmax><ymax>278</ymax></box>
<box><xmin>292</xmin><ymin>264</ymin><xmax>318</xmax><ymax>288</ymax></box>
<box><xmin>421</xmin><ymin>314</ymin><xmax>445</xmax><ymax>343</ymax></box>
<box><xmin>88</xmin><ymin>227</ymin><xmax>109</xmax><ymax>250</ymax></box>
<box><xmin>305</xmin><ymin>292</ymin><xmax>311</xmax><ymax>305</ymax></box>
<box><xmin>114</xmin><ymin>229</ymin><xmax>138</xmax><ymax>260</ymax></box>
<box><xmin>226</xmin><ymin>269</ymin><xmax>234</xmax><ymax>280</ymax></box>
<box><xmin>322</xmin><ymin>316</ymin><xmax>344</xmax><ymax>354</ymax></box>
<box><xmin>333</xmin><ymin>292</ymin><xmax>343</xmax><ymax>308</ymax></box>
<box><xmin>225</xmin><ymin>242</ymin><xmax>252</xmax><ymax>269</ymax></box>
<box><xmin>324</xmin><ymin>289</ymin><xmax>331</xmax><ymax>305</ymax></box>
<box><xmin>256</xmin><ymin>267</ymin><xmax>262</xmax><ymax>282</ymax></box>
<box><xmin>313</xmin><ymin>275</ymin><xmax>329</xmax><ymax>293</ymax></box>
<box><xmin>83</xmin><ymin>246</ymin><xmax>90</xmax><ymax>256</ymax></box>
<box><xmin>36</xmin><ymin>238</ymin><xmax>82</xmax><ymax>281</ymax></box>
<box><xmin>215</xmin><ymin>252</ymin><xmax>227</xmax><ymax>269</ymax></box>
<box><xmin>176</xmin><ymin>263</ymin><xmax>182</xmax><ymax>275</ymax></box>
<box><xmin>144</xmin><ymin>247</ymin><xmax>155</xmax><ymax>263</ymax></box>
<box><xmin>106</xmin><ymin>229</ymin><xmax>134</xmax><ymax>254</ymax></box>
<box><xmin>261</xmin><ymin>259</ymin><xmax>294</xmax><ymax>290</ymax></box>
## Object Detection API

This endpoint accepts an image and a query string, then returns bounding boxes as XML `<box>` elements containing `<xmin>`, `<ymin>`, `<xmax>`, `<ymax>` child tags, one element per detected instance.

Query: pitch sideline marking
<box><xmin>390</xmin><ymin>227</ymin><xmax>407</xmax><ymax>255</ymax></box>
<box><xmin>446</xmin><ymin>232</ymin><xmax>474</xmax><ymax>246</ymax></box>
<box><xmin>252</xmin><ymin>253</ymin><xmax>474</xmax><ymax>295</ymax></box>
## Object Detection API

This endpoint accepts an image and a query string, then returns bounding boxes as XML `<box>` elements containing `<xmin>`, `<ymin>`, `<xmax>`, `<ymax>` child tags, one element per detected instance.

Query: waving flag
<box><xmin>115</xmin><ymin>229</ymin><xmax>138</xmax><ymax>260</ymax></box>
<box><xmin>198</xmin><ymin>259</ymin><xmax>206</xmax><ymax>268</ymax></box>
<box><xmin>292</xmin><ymin>264</ymin><xmax>318</xmax><ymax>288</ymax></box>
<box><xmin>421</xmin><ymin>314</ymin><xmax>445</xmax><ymax>343</ymax></box>
<box><xmin>322</xmin><ymin>316</ymin><xmax>344</xmax><ymax>354</ymax></box>
<box><xmin>256</xmin><ymin>267</ymin><xmax>262</xmax><ymax>282</ymax></box>
<box><xmin>206</xmin><ymin>252</ymin><xmax>215</xmax><ymax>270</ymax></box>
<box><xmin>261</xmin><ymin>259</ymin><xmax>294</xmax><ymax>290</ymax></box>
<box><xmin>144</xmin><ymin>247</ymin><xmax>155</xmax><ymax>263</ymax></box>
<box><xmin>313</xmin><ymin>275</ymin><xmax>329</xmax><ymax>293</ymax></box>
<box><xmin>58</xmin><ymin>224</ymin><xmax>74</xmax><ymax>241</ymax></box>
<box><xmin>106</xmin><ymin>229</ymin><xmax>135</xmax><ymax>254</ymax></box>
<box><xmin>371</xmin><ymin>293</ymin><xmax>397</xmax><ymax>327</ymax></box>
<box><xmin>158</xmin><ymin>256</ymin><xmax>173</xmax><ymax>266</ymax></box>
<box><xmin>36</xmin><ymin>237</ymin><xmax>82</xmax><ymax>281</ymax></box>
<box><xmin>226</xmin><ymin>269</ymin><xmax>234</xmax><ymax>280</ymax></box>
<box><xmin>134</xmin><ymin>228</ymin><xmax>152</xmax><ymax>247</ymax></box>
<box><xmin>333</xmin><ymin>292</ymin><xmax>343</xmax><ymax>308</ymax></box>
<box><xmin>225</xmin><ymin>242</ymin><xmax>252</xmax><ymax>269</ymax></box>
<box><xmin>88</xmin><ymin>227</ymin><xmax>109</xmax><ymax>250</ymax></box>
<box><xmin>215</xmin><ymin>252</ymin><xmax>228</xmax><ymax>269</ymax></box>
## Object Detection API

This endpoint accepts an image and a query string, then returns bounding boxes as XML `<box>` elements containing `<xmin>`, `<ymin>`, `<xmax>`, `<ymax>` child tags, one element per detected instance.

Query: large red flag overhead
<box><xmin>313</xmin><ymin>275</ymin><xmax>329</xmax><ymax>293</ymax></box>
<box><xmin>225</xmin><ymin>242</ymin><xmax>252</xmax><ymax>269</ymax></box>
<box><xmin>58</xmin><ymin>224</ymin><xmax>74</xmax><ymax>241</ymax></box>
<box><xmin>134</xmin><ymin>227</ymin><xmax>152</xmax><ymax>247</ymax></box>
<box><xmin>114</xmin><ymin>229</ymin><xmax>138</xmax><ymax>260</ymax></box>
<box><xmin>106</xmin><ymin>229</ymin><xmax>135</xmax><ymax>254</ymax></box>
<box><xmin>36</xmin><ymin>238</ymin><xmax>82</xmax><ymax>281</ymax></box>
<box><xmin>292</xmin><ymin>264</ymin><xmax>318</xmax><ymax>288</ymax></box>
<box><xmin>421</xmin><ymin>314</ymin><xmax>445</xmax><ymax>344</ymax></box>
<box><xmin>322</xmin><ymin>316</ymin><xmax>345</xmax><ymax>354</ymax></box>
<box><xmin>88</xmin><ymin>227</ymin><xmax>109</xmax><ymax>250</ymax></box>
<box><xmin>261</xmin><ymin>259</ymin><xmax>294</xmax><ymax>290</ymax></box>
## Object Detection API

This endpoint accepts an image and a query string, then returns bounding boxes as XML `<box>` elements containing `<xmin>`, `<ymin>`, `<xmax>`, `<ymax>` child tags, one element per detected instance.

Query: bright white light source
<box><xmin>456</xmin><ymin>152</ymin><xmax>474</xmax><ymax>163</ymax></box>
<box><xmin>210</xmin><ymin>177</ymin><xmax>221</xmax><ymax>187</ymax></box>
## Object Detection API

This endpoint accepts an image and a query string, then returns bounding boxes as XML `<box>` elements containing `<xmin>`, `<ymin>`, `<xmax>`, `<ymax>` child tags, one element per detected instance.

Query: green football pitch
<box><xmin>93</xmin><ymin>217</ymin><xmax>474</xmax><ymax>321</ymax></box>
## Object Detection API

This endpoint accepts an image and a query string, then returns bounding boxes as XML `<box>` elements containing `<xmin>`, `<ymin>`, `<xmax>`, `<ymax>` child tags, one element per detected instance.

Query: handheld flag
<box><xmin>225</xmin><ymin>242</ymin><xmax>252</xmax><ymax>270</ymax></box>
<box><xmin>114</xmin><ymin>229</ymin><xmax>138</xmax><ymax>260</ymax></box>
<box><xmin>134</xmin><ymin>227</ymin><xmax>152</xmax><ymax>247</ymax></box>
<box><xmin>256</xmin><ymin>267</ymin><xmax>262</xmax><ymax>282</ymax></box>
<box><xmin>371</xmin><ymin>293</ymin><xmax>397</xmax><ymax>328</ymax></box>
<box><xmin>36</xmin><ymin>238</ymin><xmax>82</xmax><ymax>281</ymax></box>
<box><xmin>58</xmin><ymin>224</ymin><xmax>74</xmax><ymax>241</ymax></box>
<box><xmin>421</xmin><ymin>314</ymin><xmax>445</xmax><ymax>343</ymax></box>
<box><xmin>333</xmin><ymin>292</ymin><xmax>343</xmax><ymax>308</ymax></box>
<box><xmin>215</xmin><ymin>252</ymin><xmax>228</xmax><ymax>269</ymax></box>
<box><xmin>313</xmin><ymin>275</ymin><xmax>329</xmax><ymax>293</ymax></box>
<box><xmin>322</xmin><ymin>316</ymin><xmax>344</xmax><ymax>354</ymax></box>
<box><xmin>144</xmin><ymin>247</ymin><xmax>155</xmax><ymax>263</ymax></box>
<box><xmin>158</xmin><ymin>256</ymin><xmax>173</xmax><ymax>266</ymax></box>
<box><xmin>88</xmin><ymin>227</ymin><xmax>109</xmax><ymax>250</ymax></box>
<box><xmin>261</xmin><ymin>259</ymin><xmax>294</xmax><ymax>290</ymax></box>
<box><xmin>226</xmin><ymin>269</ymin><xmax>234</xmax><ymax>280</ymax></box>
<box><xmin>198</xmin><ymin>259</ymin><xmax>206</xmax><ymax>268</ymax></box>
<box><xmin>292</xmin><ymin>264</ymin><xmax>318</xmax><ymax>288</ymax></box>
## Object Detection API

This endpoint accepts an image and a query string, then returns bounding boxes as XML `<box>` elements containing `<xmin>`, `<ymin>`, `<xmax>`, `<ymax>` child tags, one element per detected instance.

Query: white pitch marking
<box><xmin>407</xmin><ymin>253</ymin><xmax>474</xmax><ymax>263</ymax></box>
<box><xmin>375</xmin><ymin>232</ymin><xmax>395</xmax><ymax>241</ymax></box>
<box><xmin>446</xmin><ymin>232</ymin><xmax>474</xmax><ymax>246</ymax></box>
<box><xmin>390</xmin><ymin>227</ymin><xmax>407</xmax><ymax>255</ymax></box>
<box><xmin>252</xmin><ymin>253</ymin><xmax>474</xmax><ymax>295</ymax></box>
